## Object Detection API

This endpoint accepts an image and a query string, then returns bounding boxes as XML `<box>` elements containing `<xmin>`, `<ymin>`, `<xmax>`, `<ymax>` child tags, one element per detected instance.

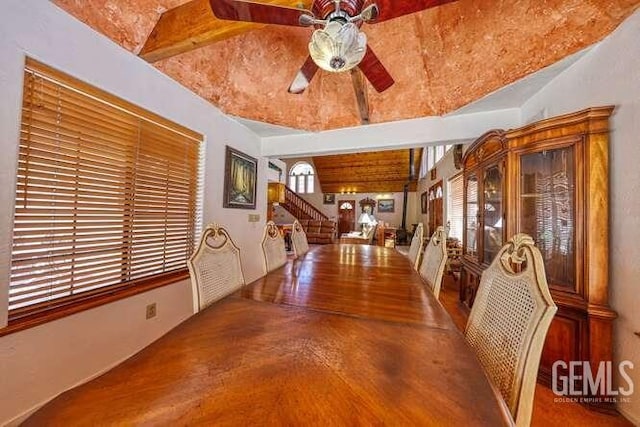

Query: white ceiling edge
<box><xmin>448</xmin><ymin>45</ymin><xmax>595</xmax><ymax>116</ymax></box>
<box><xmin>261</xmin><ymin>108</ymin><xmax>521</xmax><ymax>158</ymax></box>
<box><xmin>230</xmin><ymin>116</ymin><xmax>310</xmax><ymax>138</ymax></box>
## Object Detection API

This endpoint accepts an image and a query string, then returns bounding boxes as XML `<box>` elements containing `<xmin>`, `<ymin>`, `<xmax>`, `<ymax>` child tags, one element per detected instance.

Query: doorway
<box><xmin>338</xmin><ymin>200</ymin><xmax>356</xmax><ymax>236</ymax></box>
<box><xmin>428</xmin><ymin>181</ymin><xmax>443</xmax><ymax>235</ymax></box>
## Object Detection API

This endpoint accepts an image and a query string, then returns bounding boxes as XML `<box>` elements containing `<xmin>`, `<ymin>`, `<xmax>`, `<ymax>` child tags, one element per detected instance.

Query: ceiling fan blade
<box><xmin>369</xmin><ymin>0</ymin><xmax>457</xmax><ymax>23</ymax></box>
<box><xmin>358</xmin><ymin>45</ymin><xmax>394</xmax><ymax>93</ymax></box>
<box><xmin>209</xmin><ymin>0</ymin><xmax>312</xmax><ymax>26</ymax></box>
<box><xmin>288</xmin><ymin>56</ymin><xmax>319</xmax><ymax>94</ymax></box>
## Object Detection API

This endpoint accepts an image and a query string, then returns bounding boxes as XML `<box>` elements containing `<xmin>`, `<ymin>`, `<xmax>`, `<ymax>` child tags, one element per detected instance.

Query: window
<box><xmin>289</xmin><ymin>162</ymin><xmax>315</xmax><ymax>194</ymax></box>
<box><xmin>8</xmin><ymin>59</ymin><xmax>203</xmax><ymax>327</ymax></box>
<box><xmin>427</xmin><ymin>147</ymin><xmax>435</xmax><ymax>171</ymax></box>
<box><xmin>428</xmin><ymin>182</ymin><xmax>443</xmax><ymax>235</ymax></box>
<box><xmin>465</xmin><ymin>174</ymin><xmax>479</xmax><ymax>257</ymax></box>
<box><xmin>425</xmin><ymin>145</ymin><xmax>449</xmax><ymax>174</ymax></box>
<box><xmin>447</xmin><ymin>174</ymin><xmax>464</xmax><ymax>241</ymax></box>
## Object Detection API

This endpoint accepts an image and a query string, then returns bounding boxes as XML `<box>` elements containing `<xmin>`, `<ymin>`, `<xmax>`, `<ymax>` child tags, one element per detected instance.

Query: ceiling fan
<box><xmin>209</xmin><ymin>0</ymin><xmax>457</xmax><ymax>96</ymax></box>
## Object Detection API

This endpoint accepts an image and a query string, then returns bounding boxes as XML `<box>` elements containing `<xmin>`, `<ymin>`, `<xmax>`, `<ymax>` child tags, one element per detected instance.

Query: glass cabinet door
<box><xmin>483</xmin><ymin>165</ymin><xmax>503</xmax><ymax>263</ymax></box>
<box><xmin>520</xmin><ymin>147</ymin><xmax>575</xmax><ymax>288</ymax></box>
<box><xmin>464</xmin><ymin>174</ymin><xmax>479</xmax><ymax>258</ymax></box>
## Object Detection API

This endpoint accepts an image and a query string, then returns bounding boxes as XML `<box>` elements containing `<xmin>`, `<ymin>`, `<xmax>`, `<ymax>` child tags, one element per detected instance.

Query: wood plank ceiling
<box><xmin>313</xmin><ymin>149</ymin><xmax>422</xmax><ymax>193</ymax></box>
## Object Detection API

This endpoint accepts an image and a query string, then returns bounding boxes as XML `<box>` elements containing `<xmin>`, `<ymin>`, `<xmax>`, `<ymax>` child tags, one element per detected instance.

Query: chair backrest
<box><xmin>291</xmin><ymin>220</ymin><xmax>309</xmax><ymax>258</ymax></box>
<box><xmin>407</xmin><ymin>223</ymin><xmax>424</xmax><ymax>270</ymax></box>
<box><xmin>418</xmin><ymin>226</ymin><xmax>447</xmax><ymax>298</ymax></box>
<box><xmin>465</xmin><ymin>234</ymin><xmax>557</xmax><ymax>427</ymax></box>
<box><xmin>362</xmin><ymin>223</ymin><xmax>377</xmax><ymax>244</ymax></box>
<box><xmin>261</xmin><ymin>221</ymin><xmax>287</xmax><ymax>273</ymax></box>
<box><xmin>187</xmin><ymin>224</ymin><xmax>245</xmax><ymax>313</ymax></box>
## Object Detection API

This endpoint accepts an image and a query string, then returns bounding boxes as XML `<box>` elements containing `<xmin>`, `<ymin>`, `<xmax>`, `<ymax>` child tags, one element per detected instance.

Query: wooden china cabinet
<box><xmin>459</xmin><ymin>107</ymin><xmax>617</xmax><ymax>407</ymax></box>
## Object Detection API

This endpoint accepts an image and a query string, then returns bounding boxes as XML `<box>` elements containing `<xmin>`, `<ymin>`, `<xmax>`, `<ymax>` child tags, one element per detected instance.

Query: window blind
<box><xmin>9</xmin><ymin>59</ymin><xmax>203</xmax><ymax>320</ymax></box>
<box><xmin>447</xmin><ymin>174</ymin><xmax>464</xmax><ymax>241</ymax></box>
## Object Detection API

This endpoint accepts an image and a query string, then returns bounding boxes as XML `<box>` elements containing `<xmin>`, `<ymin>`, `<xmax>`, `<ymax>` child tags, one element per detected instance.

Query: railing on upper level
<box><xmin>282</xmin><ymin>186</ymin><xmax>328</xmax><ymax>221</ymax></box>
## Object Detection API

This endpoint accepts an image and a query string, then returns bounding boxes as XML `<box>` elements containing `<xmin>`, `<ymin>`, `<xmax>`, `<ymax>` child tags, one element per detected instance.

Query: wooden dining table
<box><xmin>26</xmin><ymin>244</ymin><xmax>513</xmax><ymax>426</ymax></box>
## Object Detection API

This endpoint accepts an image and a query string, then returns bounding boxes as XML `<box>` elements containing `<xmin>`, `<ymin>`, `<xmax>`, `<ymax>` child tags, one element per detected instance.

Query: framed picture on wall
<box><xmin>223</xmin><ymin>146</ymin><xmax>257</xmax><ymax>209</ymax></box>
<box><xmin>378</xmin><ymin>199</ymin><xmax>395</xmax><ymax>213</ymax></box>
<box><xmin>421</xmin><ymin>191</ymin><xmax>428</xmax><ymax>214</ymax></box>
<box><xmin>323</xmin><ymin>193</ymin><xmax>336</xmax><ymax>204</ymax></box>
<box><xmin>430</xmin><ymin>167</ymin><xmax>437</xmax><ymax>180</ymax></box>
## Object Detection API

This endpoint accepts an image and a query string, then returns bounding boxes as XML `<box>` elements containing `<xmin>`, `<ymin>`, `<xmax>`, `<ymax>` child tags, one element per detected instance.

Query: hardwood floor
<box><xmin>437</xmin><ymin>274</ymin><xmax>633</xmax><ymax>427</ymax></box>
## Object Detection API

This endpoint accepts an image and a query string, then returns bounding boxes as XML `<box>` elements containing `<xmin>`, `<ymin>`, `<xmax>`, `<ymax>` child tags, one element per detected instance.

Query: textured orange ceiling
<box><xmin>53</xmin><ymin>0</ymin><xmax>640</xmax><ymax>131</ymax></box>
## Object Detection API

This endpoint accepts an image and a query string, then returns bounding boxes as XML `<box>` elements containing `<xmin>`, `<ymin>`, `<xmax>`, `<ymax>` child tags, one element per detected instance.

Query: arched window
<box><xmin>289</xmin><ymin>162</ymin><xmax>315</xmax><ymax>194</ymax></box>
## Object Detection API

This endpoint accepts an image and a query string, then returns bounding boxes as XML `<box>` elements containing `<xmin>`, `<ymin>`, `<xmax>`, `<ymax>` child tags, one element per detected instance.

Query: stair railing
<box><xmin>283</xmin><ymin>186</ymin><xmax>328</xmax><ymax>221</ymax></box>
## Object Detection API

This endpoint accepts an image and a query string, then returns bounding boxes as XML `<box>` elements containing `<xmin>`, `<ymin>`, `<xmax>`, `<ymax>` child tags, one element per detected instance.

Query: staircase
<box><xmin>282</xmin><ymin>186</ymin><xmax>328</xmax><ymax>221</ymax></box>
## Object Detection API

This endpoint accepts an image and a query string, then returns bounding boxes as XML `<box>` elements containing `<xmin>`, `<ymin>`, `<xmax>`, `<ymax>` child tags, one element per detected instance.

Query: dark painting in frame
<box><xmin>223</xmin><ymin>146</ymin><xmax>257</xmax><ymax>209</ymax></box>
<box><xmin>378</xmin><ymin>198</ymin><xmax>395</xmax><ymax>213</ymax></box>
<box><xmin>421</xmin><ymin>191</ymin><xmax>428</xmax><ymax>214</ymax></box>
<box><xmin>430</xmin><ymin>167</ymin><xmax>437</xmax><ymax>181</ymax></box>
<box><xmin>323</xmin><ymin>193</ymin><xmax>336</xmax><ymax>204</ymax></box>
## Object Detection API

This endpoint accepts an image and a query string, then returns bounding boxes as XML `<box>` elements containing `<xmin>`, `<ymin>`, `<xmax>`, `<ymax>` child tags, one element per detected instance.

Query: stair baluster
<box><xmin>282</xmin><ymin>185</ymin><xmax>328</xmax><ymax>221</ymax></box>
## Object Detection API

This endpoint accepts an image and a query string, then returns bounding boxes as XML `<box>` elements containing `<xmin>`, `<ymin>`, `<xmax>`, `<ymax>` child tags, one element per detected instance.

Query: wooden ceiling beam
<box><xmin>322</xmin><ymin>180</ymin><xmax>418</xmax><ymax>193</ymax></box>
<box><xmin>313</xmin><ymin>149</ymin><xmax>422</xmax><ymax>166</ymax></box>
<box><xmin>350</xmin><ymin>69</ymin><xmax>369</xmax><ymax>125</ymax></box>
<box><xmin>313</xmin><ymin>159</ymin><xmax>409</xmax><ymax>169</ymax></box>
<box><xmin>313</xmin><ymin>149</ymin><xmax>411</xmax><ymax>163</ymax></box>
<box><xmin>322</xmin><ymin>184</ymin><xmax>418</xmax><ymax>192</ymax></box>
<box><xmin>316</xmin><ymin>170</ymin><xmax>412</xmax><ymax>180</ymax></box>
<box><xmin>319</xmin><ymin>181</ymin><xmax>418</xmax><ymax>187</ymax></box>
<box><xmin>139</xmin><ymin>0</ymin><xmax>311</xmax><ymax>63</ymax></box>
<box><xmin>318</xmin><ymin>172</ymin><xmax>417</xmax><ymax>181</ymax></box>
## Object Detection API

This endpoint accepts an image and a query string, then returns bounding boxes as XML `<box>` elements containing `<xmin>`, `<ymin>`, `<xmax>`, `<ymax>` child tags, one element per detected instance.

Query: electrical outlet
<box><xmin>248</xmin><ymin>214</ymin><xmax>260</xmax><ymax>222</ymax></box>
<box><xmin>146</xmin><ymin>303</ymin><xmax>157</xmax><ymax>319</ymax></box>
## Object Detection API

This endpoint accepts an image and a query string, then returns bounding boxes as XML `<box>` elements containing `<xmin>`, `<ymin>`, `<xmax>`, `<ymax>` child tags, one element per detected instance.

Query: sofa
<box><xmin>298</xmin><ymin>219</ymin><xmax>337</xmax><ymax>244</ymax></box>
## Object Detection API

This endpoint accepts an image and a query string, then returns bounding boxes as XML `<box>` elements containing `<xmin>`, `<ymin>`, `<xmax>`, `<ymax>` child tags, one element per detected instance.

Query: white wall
<box><xmin>0</xmin><ymin>1</ymin><xmax>267</xmax><ymax>424</ymax></box>
<box><xmin>330</xmin><ymin>192</ymin><xmax>419</xmax><ymax>232</ymax></box>
<box><xmin>267</xmin><ymin>158</ymin><xmax>287</xmax><ymax>184</ymax></box>
<box><xmin>521</xmin><ymin>10</ymin><xmax>640</xmax><ymax>423</ymax></box>
<box><xmin>1</xmin><ymin>0</ymin><xmax>638</xmax><ymax>424</ymax></box>
<box><xmin>262</xmin><ymin>109</ymin><xmax>521</xmax><ymax>157</ymax></box>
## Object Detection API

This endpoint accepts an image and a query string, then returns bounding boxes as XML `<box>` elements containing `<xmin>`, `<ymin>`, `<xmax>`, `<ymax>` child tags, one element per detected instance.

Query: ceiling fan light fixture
<box><xmin>309</xmin><ymin>21</ymin><xmax>366</xmax><ymax>73</ymax></box>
